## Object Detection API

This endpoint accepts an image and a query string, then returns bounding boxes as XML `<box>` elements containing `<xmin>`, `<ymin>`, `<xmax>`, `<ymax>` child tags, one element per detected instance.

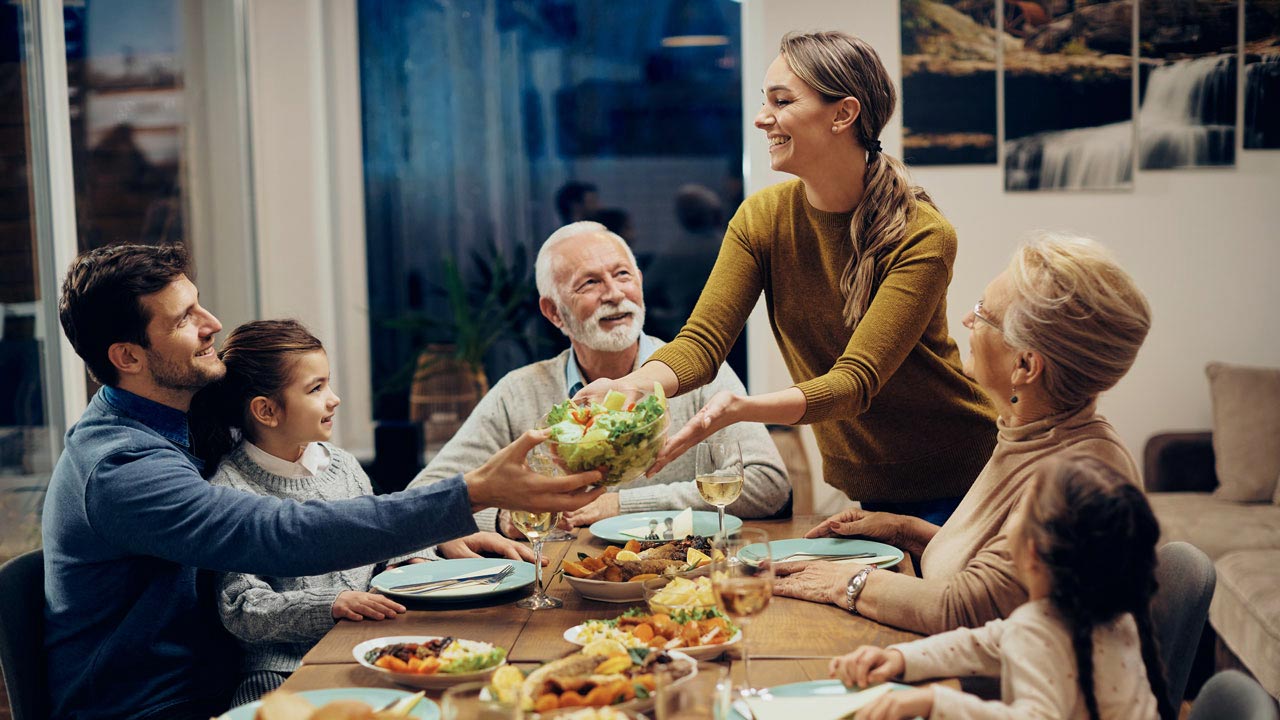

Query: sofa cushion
<box><xmin>1149</xmin><ymin>492</ymin><xmax>1280</xmax><ymax>560</ymax></box>
<box><xmin>1209</xmin><ymin>550</ymin><xmax>1280</xmax><ymax>698</ymax></box>
<box><xmin>1206</xmin><ymin>362</ymin><xmax>1280</xmax><ymax>503</ymax></box>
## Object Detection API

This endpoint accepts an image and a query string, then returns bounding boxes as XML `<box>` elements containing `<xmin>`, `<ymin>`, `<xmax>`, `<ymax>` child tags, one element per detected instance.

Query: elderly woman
<box><xmin>774</xmin><ymin>233</ymin><xmax>1152</xmax><ymax>635</ymax></box>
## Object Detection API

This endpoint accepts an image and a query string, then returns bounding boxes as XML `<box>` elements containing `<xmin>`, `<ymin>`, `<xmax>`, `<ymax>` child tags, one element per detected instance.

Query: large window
<box><xmin>357</xmin><ymin>0</ymin><xmax>745</xmax><ymax>433</ymax></box>
<box><xmin>0</xmin><ymin>4</ymin><xmax>53</xmax><ymax>559</ymax></box>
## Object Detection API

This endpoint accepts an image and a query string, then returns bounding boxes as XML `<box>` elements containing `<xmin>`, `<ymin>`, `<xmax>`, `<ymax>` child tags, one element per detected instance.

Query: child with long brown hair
<box><xmin>829</xmin><ymin>454</ymin><xmax>1173</xmax><ymax>720</ymax></box>
<box><xmin>191</xmin><ymin>320</ymin><xmax>417</xmax><ymax>704</ymax></box>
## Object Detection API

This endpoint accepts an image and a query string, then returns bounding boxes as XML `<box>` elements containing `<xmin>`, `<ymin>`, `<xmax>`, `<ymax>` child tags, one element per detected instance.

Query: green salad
<box><xmin>543</xmin><ymin>386</ymin><xmax>668</xmax><ymax>487</ymax></box>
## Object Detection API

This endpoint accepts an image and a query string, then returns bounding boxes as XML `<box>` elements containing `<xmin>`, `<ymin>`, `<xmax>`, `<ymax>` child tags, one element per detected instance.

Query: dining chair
<box><xmin>0</xmin><ymin>548</ymin><xmax>48</xmax><ymax>720</ymax></box>
<box><xmin>1188</xmin><ymin>670</ymin><xmax>1279</xmax><ymax>720</ymax></box>
<box><xmin>1151</xmin><ymin>541</ymin><xmax>1216</xmax><ymax>709</ymax></box>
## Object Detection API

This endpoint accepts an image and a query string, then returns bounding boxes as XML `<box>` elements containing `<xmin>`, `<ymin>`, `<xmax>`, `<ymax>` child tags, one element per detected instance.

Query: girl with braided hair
<box><xmin>828</xmin><ymin>454</ymin><xmax>1172</xmax><ymax>720</ymax></box>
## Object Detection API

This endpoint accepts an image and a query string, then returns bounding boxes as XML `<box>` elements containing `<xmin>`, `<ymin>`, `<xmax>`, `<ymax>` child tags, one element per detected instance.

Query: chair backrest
<box><xmin>1151</xmin><ymin>541</ymin><xmax>1216</xmax><ymax>709</ymax></box>
<box><xmin>0</xmin><ymin>549</ymin><xmax>47</xmax><ymax>720</ymax></box>
<box><xmin>1188</xmin><ymin>670</ymin><xmax>1279</xmax><ymax>720</ymax></box>
<box><xmin>768</xmin><ymin>426</ymin><xmax>812</xmax><ymax>515</ymax></box>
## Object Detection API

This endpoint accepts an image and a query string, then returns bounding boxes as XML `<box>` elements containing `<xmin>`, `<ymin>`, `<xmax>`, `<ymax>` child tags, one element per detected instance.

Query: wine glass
<box><xmin>526</xmin><ymin>445</ymin><xmax>574</xmax><ymax>543</ymax></box>
<box><xmin>441</xmin><ymin>680</ymin><xmax>522</xmax><ymax>719</ymax></box>
<box><xmin>711</xmin><ymin>527</ymin><xmax>772</xmax><ymax>696</ymax></box>
<box><xmin>696</xmin><ymin>441</ymin><xmax>743</xmax><ymax>539</ymax></box>
<box><xmin>513</xmin><ymin>446</ymin><xmax>564</xmax><ymax>610</ymax></box>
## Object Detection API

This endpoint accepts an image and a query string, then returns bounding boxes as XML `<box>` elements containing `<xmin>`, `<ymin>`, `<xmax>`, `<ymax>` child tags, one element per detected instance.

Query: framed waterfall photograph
<box><xmin>899</xmin><ymin>0</ymin><xmax>999</xmax><ymax>165</ymax></box>
<box><xmin>1003</xmin><ymin>0</ymin><xmax>1136</xmax><ymax>191</ymax></box>
<box><xmin>1138</xmin><ymin>0</ymin><xmax>1238</xmax><ymax>169</ymax></box>
<box><xmin>1244</xmin><ymin>0</ymin><xmax>1280</xmax><ymax>148</ymax></box>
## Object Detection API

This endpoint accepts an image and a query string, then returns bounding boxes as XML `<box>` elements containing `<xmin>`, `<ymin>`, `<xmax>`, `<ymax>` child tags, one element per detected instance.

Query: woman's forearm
<box><xmin>896</xmin><ymin>515</ymin><xmax>941</xmax><ymax>557</ymax></box>
<box><xmin>732</xmin><ymin>386</ymin><xmax>807</xmax><ymax>426</ymax></box>
<box><xmin>624</xmin><ymin>362</ymin><xmax>681</xmax><ymax>397</ymax></box>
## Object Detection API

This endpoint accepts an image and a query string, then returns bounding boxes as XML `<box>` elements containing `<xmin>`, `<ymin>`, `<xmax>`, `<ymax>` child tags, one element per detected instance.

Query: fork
<box><xmin>392</xmin><ymin>565</ymin><xmax>515</xmax><ymax>595</ymax></box>
<box><xmin>776</xmin><ymin>551</ymin><xmax>877</xmax><ymax>563</ymax></box>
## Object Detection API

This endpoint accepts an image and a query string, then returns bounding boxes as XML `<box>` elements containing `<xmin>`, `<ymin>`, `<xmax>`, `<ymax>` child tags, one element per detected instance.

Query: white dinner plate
<box><xmin>353</xmin><ymin>635</ymin><xmax>507</xmax><ymax>690</ymax></box>
<box><xmin>563</xmin><ymin>622</ymin><xmax>741</xmax><ymax>661</ymax></box>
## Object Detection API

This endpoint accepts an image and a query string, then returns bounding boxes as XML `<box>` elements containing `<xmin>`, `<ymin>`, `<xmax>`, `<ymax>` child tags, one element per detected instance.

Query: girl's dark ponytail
<box><xmin>1026</xmin><ymin>455</ymin><xmax>1175</xmax><ymax>720</ymax></box>
<box><xmin>189</xmin><ymin>319</ymin><xmax>324</xmax><ymax>477</ymax></box>
<box><xmin>1134</xmin><ymin>601</ymin><xmax>1177</xmax><ymax>720</ymax></box>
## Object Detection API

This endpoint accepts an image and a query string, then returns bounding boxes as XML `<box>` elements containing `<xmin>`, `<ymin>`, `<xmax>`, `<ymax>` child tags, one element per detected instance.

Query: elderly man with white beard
<box><xmin>407</xmin><ymin>222</ymin><xmax>790</xmax><ymax>537</ymax></box>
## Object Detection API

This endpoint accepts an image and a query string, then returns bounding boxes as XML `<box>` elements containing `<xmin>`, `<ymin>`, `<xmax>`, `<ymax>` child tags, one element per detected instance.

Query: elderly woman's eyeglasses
<box><xmin>972</xmin><ymin>300</ymin><xmax>1003</xmax><ymax>332</ymax></box>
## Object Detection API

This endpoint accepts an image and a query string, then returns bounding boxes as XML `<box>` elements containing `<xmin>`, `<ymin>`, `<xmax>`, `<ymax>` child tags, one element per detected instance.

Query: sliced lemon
<box><xmin>489</xmin><ymin>665</ymin><xmax>525</xmax><ymax>706</ymax></box>
<box><xmin>686</xmin><ymin>548</ymin><xmax>712</xmax><ymax>567</ymax></box>
<box><xmin>615</xmin><ymin>550</ymin><xmax>641</xmax><ymax>563</ymax></box>
<box><xmin>602</xmin><ymin>390</ymin><xmax>628</xmax><ymax>411</ymax></box>
<box><xmin>383</xmin><ymin>690</ymin><xmax>426</xmax><ymax>716</ymax></box>
<box><xmin>583</xmin><ymin>638</ymin><xmax>630</xmax><ymax>658</ymax></box>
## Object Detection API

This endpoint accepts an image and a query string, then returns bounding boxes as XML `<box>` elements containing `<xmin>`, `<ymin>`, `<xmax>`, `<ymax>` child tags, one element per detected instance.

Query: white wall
<box><xmin>742</xmin><ymin>0</ymin><xmax>1280</xmax><ymax>507</ymax></box>
<box><xmin>243</xmin><ymin>0</ymin><xmax>374</xmax><ymax>455</ymax></box>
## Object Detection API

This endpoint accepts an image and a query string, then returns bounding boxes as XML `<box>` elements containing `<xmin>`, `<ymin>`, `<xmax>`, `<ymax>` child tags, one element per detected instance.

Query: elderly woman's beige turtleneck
<box><xmin>867</xmin><ymin>402</ymin><xmax>1139</xmax><ymax>635</ymax></box>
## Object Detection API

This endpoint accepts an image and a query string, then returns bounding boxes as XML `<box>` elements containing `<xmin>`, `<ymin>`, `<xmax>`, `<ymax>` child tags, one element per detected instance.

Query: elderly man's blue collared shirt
<box><xmin>565</xmin><ymin>335</ymin><xmax>659</xmax><ymax>397</ymax></box>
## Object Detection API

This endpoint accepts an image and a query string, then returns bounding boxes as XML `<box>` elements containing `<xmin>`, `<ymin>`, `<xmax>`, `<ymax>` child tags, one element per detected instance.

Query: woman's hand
<box><xmin>805</xmin><ymin>508</ymin><xmax>902</xmax><ymax>544</ymax></box>
<box><xmin>830</xmin><ymin>646</ymin><xmax>905</xmax><ymax>689</ymax></box>
<box><xmin>858</xmin><ymin>687</ymin><xmax>934</xmax><ymax>720</ymax></box>
<box><xmin>331</xmin><ymin>591</ymin><xmax>405</xmax><ymax>621</ymax></box>
<box><xmin>647</xmin><ymin>390</ymin><xmax>743</xmax><ymax>476</ymax></box>
<box><xmin>573</xmin><ymin>377</ymin><xmax>649</xmax><ymax>405</ymax></box>
<box><xmin>773</xmin><ymin>560</ymin><xmax>868</xmax><ymax>606</ymax></box>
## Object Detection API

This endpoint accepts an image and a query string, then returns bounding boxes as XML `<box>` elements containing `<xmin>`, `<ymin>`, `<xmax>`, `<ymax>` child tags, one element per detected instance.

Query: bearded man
<box><xmin>409</xmin><ymin>222</ymin><xmax>790</xmax><ymax>534</ymax></box>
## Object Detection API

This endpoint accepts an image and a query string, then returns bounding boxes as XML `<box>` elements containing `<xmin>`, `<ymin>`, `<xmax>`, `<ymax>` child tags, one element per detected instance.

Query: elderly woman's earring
<box><xmin>1010</xmin><ymin>390</ymin><xmax>1019</xmax><ymax>404</ymax></box>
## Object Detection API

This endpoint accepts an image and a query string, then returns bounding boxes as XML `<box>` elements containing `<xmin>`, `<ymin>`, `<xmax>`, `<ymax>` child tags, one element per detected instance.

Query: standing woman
<box><xmin>580</xmin><ymin>31</ymin><xmax>996</xmax><ymax>523</ymax></box>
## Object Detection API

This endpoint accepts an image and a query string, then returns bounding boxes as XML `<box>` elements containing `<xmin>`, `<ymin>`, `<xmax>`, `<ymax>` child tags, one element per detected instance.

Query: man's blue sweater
<box><xmin>42</xmin><ymin>387</ymin><xmax>478</xmax><ymax>719</ymax></box>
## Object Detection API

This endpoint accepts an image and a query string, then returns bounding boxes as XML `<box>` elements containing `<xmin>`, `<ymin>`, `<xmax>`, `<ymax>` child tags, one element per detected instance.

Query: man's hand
<box><xmin>647</xmin><ymin>390</ymin><xmax>743</xmax><ymax>476</ymax></box>
<box><xmin>331</xmin><ymin>591</ymin><xmax>405</xmax><ymax>621</ymax></box>
<box><xmin>829</xmin><ymin>646</ymin><xmax>905</xmax><ymax>689</ymax></box>
<box><xmin>563</xmin><ymin>493</ymin><xmax>621</xmax><ymax>528</ymax></box>
<box><xmin>438</xmin><ymin>531</ymin><xmax>539</xmax><ymax>563</ymax></box>
<box><xmin>465</xmin><ymin>430</ymin><xmax>604</xmax><ymax>513</ymax></box>
<box><xmin>859</xmin><ymin>687</ymin><xmax>934</xmax><ymax>720</ymax></box>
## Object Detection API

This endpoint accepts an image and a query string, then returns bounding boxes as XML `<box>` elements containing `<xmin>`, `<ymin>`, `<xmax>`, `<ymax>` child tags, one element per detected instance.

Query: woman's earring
<box><xmin>1010</xmin><ymin>390</ymin><xmax>1019</xmax><ymax>404</ymax></box>
<box><xmin>832</xmin><ymin>126</ymin><xmax>839</xmax><ymax>133</ymax></box>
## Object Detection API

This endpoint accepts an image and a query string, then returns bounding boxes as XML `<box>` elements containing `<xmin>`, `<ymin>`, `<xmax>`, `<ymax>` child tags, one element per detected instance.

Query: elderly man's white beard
<box><xmin>559</xmin><ymin>299</ymin><xmax>645</xmax><ymax>353</ymax></box>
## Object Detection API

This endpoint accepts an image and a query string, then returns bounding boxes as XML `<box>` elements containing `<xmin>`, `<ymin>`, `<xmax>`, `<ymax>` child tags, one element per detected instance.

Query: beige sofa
<box><xmin>1145</xmin><ymin>363</ymin><xmax>1280</xmax><ymax>700</ymax></box>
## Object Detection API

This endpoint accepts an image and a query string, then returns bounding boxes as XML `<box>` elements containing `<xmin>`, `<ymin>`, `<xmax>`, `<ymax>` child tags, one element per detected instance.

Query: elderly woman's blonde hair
<box><xmin>1002</xmin><ymin>233</ymin><xmax>1151</xmax><ymax>411</ymax></box>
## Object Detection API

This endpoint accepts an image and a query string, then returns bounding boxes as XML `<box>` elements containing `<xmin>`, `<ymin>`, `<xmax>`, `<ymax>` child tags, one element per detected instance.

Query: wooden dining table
<box><xmin>279</xmin><ymin>514</ymin><xmax>946</xmax><ymax>700</ymax></box>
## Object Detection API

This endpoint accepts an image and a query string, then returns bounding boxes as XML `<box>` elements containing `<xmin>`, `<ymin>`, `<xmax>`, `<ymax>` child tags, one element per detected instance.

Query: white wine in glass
<box><xmin>696</xmin><ymin>441</ymin><xmax>743</xmax><ymax>538</ymax></box>
<box><xmin>711</xmin><ymin>528</ymin><xmax>772</xmax><ymax>696</ymax></box>
<box><xmin>512</xmin><ymin>505</ymin><xmax>563</xmax><ymax>609</ymax></box>
<box><xmin>511</xmin><ymin>511</ymin><xmax>557</xmax><ymax>543</ymax></box>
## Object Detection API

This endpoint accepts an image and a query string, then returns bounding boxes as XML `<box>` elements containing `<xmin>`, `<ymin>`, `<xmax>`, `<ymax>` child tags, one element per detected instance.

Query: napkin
<box><xmin>383</xmin><ymin>563</ymin><xmax>512</xmax><ymax>589</ymax></box>
<box><xmin>744</xmin><ymin>683</ymin><xmax>894</xmax><ymax>720</ymax></box>
<box><xmin>620</xmin><ymin>508</ymin><xmax>694</xmax><ymax>540</ymax></box>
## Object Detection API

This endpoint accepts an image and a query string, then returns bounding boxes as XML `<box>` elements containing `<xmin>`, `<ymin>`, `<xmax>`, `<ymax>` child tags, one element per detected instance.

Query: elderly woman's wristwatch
<box><xmin>845</xmin><ymin>567</ymin><xmax>875</xmax><ymax>614</ymax></box>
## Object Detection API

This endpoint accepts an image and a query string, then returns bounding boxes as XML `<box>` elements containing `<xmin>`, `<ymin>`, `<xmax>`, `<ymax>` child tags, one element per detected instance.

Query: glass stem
<box><xmin>532</xmin><ymin>540</ymin><xmax>545</xmax><ymax>596</ymax></box>
<box><xmin>717</xmin><ymin>504</ymin><xmax>726</xmax><ymax>538</ymax></box>
<box><xmin>741</xmin><ymin>622</ymin><xmax>752</xmax><ymax>692</ymax></box>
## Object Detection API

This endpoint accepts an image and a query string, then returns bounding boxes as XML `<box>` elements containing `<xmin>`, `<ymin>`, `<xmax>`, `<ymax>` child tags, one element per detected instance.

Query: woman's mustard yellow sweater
<box><xmin>648</xmin><ymin>179</ymin><xmax>997</xmax><ymax>503</ymax></box>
